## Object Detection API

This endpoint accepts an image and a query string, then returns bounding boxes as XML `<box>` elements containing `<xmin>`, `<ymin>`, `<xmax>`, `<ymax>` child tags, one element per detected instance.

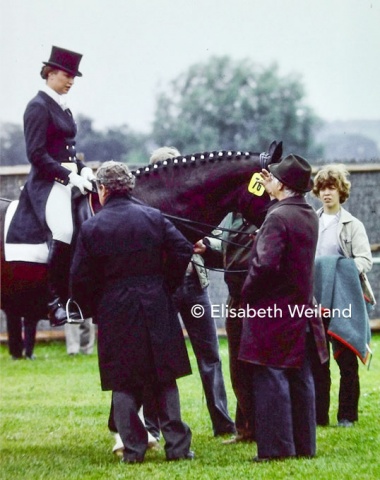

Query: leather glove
<box><xmin>80</xmin><ymin>167</ymin><xmax>96</xmax><ymax>182</ymax></box>
<box><xmin>68</xmin><ymin>172</ymin><xmax>92</xmax><ymax>195</ymax></box>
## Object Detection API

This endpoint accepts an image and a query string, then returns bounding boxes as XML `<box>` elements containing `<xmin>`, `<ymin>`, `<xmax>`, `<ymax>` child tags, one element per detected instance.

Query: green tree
<box><xmin>0</xmin><ymin>117</ymin><xmax>152</xmax><ymax>167</ymax></box>
<box><xmin>152</xmin><ymin>56</ymin><xmax>323</xmax><ymax>158</ymax></box>
<box><xmin>76</xmin><ymin>115</ymin><xmax>151</xmax><ymax>165</ymax></box>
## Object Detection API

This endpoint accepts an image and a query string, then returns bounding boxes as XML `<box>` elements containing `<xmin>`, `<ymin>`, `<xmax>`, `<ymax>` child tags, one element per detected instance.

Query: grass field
<box><xmin>1</xmin><ymin>335</ymin><xmax>379</xmax><ymax>480</ymax></box>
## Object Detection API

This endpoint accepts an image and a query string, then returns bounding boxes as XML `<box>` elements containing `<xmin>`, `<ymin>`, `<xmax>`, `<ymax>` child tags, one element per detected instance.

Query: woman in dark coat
<box><xmin>6</xmin><ymin>46</ymin><xmax>94</xmax><ymax>326</ymax></box>
<box><xmin>70</xmin><ymin>161</ymin><xmax>194</xmax><ymax>463</ymax></box>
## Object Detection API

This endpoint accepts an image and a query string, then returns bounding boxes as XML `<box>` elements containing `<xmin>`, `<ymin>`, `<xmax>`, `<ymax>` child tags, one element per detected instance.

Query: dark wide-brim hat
<box><xmin>269</xmin><ymin>154</ymin><xmax>313</xmax><ymax>192</ymax></box>
<box><xmin>43</xmin><ymin>46</ymin><xmax>83</xmax><ymax>77</ymax></box>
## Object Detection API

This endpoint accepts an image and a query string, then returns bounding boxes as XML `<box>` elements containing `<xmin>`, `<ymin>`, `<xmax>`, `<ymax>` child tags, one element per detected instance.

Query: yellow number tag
<box><xmin>248</xmin><ymin>172</ymin><xmax>265</xmax><ymax>196</ymax></box>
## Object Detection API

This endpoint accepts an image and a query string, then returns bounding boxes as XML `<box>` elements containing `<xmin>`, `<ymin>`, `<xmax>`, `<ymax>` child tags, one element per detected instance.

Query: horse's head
<box><xmin>236</xmin><ymin>140</ymin><xmax>283</xmax><ymax>226</ymax></box>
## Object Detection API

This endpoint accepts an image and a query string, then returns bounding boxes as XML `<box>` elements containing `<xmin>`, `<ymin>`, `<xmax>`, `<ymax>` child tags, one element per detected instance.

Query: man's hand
<box><xmin>193</xmin><ymin>239</ymin><xmax>206</xmax><ymax>254</ymax></box>
<box><xmin>260</xmin><ymin>168</ymin><xmax>275</xmax><ymax>199</ymax></box>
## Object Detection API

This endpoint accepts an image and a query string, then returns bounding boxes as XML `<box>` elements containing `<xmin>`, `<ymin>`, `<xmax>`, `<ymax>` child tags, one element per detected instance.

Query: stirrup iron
<box><xmin>65</xmin><ymin>299</ymin><xmax>85</xmax><ymax>324</ymax></box>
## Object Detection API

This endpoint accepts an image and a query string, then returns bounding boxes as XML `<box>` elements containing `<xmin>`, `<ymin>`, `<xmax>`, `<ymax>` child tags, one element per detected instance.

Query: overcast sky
<box><xmin>1</xmin><ymin>0</ymin><xmax>379</xmax><ymax>132</ymax></box>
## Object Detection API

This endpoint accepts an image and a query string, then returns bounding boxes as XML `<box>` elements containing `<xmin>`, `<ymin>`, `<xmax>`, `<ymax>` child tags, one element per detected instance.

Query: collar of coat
<box><xmin>102</xmin><ymin>193</ymin><xmax>133</xmax><ymax>208</ymax></box>
<box><xmin>316</xmin><ymin>206</ymin><xmax>354</xmax><ymax>224</ymax></box>
<box><xmin>267</xmin><ymin>195</ymin><xmax>310</xmax><ymax>213</ymax></box>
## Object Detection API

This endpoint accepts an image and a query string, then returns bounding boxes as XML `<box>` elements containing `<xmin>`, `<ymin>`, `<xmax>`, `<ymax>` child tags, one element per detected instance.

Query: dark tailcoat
<box><xmin>7</xmin><ymin>91</ymin><xmax>85</xmax><ymax>244</ymax></box>
<box><xmin>70</xmin><ymin>195</ymin><xmax>193</xmax><ymax>391</ymax></box>
<box><xmin>239</xmin><ymin>197</ymin><xmax>328</xmax><ymax>368</ymax></box>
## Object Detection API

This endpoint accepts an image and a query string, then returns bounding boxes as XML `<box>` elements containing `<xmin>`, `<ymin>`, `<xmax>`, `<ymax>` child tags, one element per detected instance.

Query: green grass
<box><xmin>1</xmin><ymin>336</ymin><xmax>380</xmax><ymax>480</ymax></box>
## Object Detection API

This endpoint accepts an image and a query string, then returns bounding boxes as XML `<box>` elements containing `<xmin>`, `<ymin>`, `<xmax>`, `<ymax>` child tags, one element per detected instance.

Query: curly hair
<box><xmin>95</xmin><ymin>161</ymin><xmax>135</xmax><ymax>194</ymax></box>
<box><xmin>312</xmin><ymin>164</ymin><xmax>351</xmax><ymax>204</ymax></box>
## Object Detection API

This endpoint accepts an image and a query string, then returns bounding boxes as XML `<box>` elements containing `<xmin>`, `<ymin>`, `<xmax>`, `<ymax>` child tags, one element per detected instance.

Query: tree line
<box><xmin>1</xmin><ymin>56</ymin><xmax>378</xmax><ymax>167</ymax></box>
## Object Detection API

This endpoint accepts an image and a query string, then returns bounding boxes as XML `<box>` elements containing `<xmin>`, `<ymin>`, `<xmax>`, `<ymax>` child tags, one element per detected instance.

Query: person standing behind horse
<box><xmin>70</xmin><ymin>161</ymin><xmax>194</xmax><ymax>463</ymax></box>
<box><xmin>144</xmin><ymin>147</ymin><xmax>236</xmax><ymax>438</ymax></box>
<box><xmin>239</xmin><ymin>155</ymin><xmax>328</xmax><ymax>461</ymax></box>
<box><xmin>6</xmin><ymin>46</ymin><xmax>94</xmax><ymax>327</ymax></box>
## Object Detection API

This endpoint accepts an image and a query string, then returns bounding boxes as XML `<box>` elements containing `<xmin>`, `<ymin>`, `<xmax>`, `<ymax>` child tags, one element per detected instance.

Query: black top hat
<box><xmin>269</xmin><ymin>154</ymin><xmax>313</xmax><ymax>192</ymax></box>
<box><xmin>43</xmin><ymin>46</ymin><xmax>83</xmax><ymax>77</ymax></box>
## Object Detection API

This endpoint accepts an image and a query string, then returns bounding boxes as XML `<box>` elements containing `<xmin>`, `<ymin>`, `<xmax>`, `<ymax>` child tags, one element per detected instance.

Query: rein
<box><xmin>163</xmin><ymin>213</ymin><xmax>253</xmax><ymax>274</ymax></box>
<box><xmin>163</xmin><ymin>212</ymin><xmax>254</xmax><ymax>248</ymax></box>
<box><xmin>163</xmin><ymin>212</ymin><xmax>252</xmax><ymax>236</ymax></box>
<box><xmin>1</xmin><ymin>194</ymin><xmax>252</xmax><ymax>274</ymax></box>
<box><xmin>129</xmin><ymin>196</ymin><xmax>254</xmax><ymax>250</ymax></box>
<box><xmin>129</xmin><ymin>197</ymin><xmax>253</xmax><ymax>273</ymax></box>
<box><xmin>0</xmin><ymin>195</ymin><xmax>251</xmax><ymax>252</ymax></box>
<box><xmin>192</xmin><ymin>260</ymin><xmax>248</xmax><ymax>275</ymax></box>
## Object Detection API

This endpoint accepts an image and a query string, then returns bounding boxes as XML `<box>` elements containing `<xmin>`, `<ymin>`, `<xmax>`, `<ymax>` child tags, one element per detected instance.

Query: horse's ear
<box><xmin>269</xmin><ymin>140</ymin><xmax>283</xmax><ymax>164</ymax></box>
<box><xmin>268</xmin><ymin>140</ymin><xmax>277</xmax><ymax>156</ymax></box>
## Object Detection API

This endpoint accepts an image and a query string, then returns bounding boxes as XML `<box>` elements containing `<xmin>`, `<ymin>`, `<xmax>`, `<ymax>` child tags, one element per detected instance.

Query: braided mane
<box><xmin>132</xmin><ymin>150</ymin><xmax>266</xmax><ymax>177</ymax></box>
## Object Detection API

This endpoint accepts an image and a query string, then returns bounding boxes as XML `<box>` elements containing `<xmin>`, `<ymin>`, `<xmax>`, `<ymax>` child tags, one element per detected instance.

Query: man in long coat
<box><xmin>70</xmin><ymin>161</ymin><xmax>194</xmax><ymax>463</ymax></box>
<box><xmin>239</xmin><ymin>155</ymin><xmax>328</xmax><ymax>461</ymax></box>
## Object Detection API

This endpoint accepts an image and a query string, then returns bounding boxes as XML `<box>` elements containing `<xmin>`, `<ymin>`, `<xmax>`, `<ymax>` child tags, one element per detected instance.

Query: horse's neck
<box><xmin>133</xmin><ymin>155</ymin><xmax>260</xmax><ymax>224</ymax></box>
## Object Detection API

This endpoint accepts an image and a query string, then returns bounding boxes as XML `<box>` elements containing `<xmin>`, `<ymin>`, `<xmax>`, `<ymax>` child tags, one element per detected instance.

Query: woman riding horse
<box><xmin>6</xmin><ymin>45</ymin><xmax>95</xmax><ymax>326</ymax></box>
<box><xmin>2</xmin><ymin>141</ymin><xmax>283</xmax><ymax>335</ymax></box>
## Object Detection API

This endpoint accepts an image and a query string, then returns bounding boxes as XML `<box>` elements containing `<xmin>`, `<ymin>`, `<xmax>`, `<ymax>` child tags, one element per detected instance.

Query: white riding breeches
<box><xmin>45</xmin><ymin>182</ymin><xmax>74</xmax><ymax>244</ymax></box>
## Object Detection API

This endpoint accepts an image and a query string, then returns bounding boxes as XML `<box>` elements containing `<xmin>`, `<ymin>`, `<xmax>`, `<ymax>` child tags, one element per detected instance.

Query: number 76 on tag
<box><xmin>248</xmin><ymin>172</ymin><xmax>265</xmax><ymax>196</ymax></box>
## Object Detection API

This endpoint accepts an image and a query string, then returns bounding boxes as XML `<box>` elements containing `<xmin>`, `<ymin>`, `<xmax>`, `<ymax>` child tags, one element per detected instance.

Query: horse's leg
<box><xmin>23</xmin><ymin>315</ymin><xmax>39</xmax><ymax>359</ymax></box>
<box><xmin>5</xmin><ymin>309</ymin><xmax>24</xmax><ymax>359</ymax></box>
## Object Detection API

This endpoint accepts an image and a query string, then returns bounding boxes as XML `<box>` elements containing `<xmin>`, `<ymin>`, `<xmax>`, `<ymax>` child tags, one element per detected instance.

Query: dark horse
<box><xmin>0</xmin><ymin>141</ymin><xmax>282</xmax><ymax>354</ymax></box>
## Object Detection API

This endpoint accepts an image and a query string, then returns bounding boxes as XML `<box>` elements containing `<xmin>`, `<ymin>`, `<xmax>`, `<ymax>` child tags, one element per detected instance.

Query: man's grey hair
<box><xmin>271</xmin><ymin>175</ymin><xmax>305</xmax><ymax>198</ymax></box>
<box><xmin>96</xmin><ymin>160</ymin><xmax>135</xmax><ymax>194</ymax></box>
<box><xmin>150</xmin><ymin>146</ymin><xmax>181</xmax><ymax>165</ymax></box>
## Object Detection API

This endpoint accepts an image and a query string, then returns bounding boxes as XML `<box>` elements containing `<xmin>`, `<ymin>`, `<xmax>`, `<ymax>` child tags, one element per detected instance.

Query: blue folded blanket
<box><xmin>314</xmin><ymin>255</ymin><xmax>371</xmax><ymax>363</ymax></box>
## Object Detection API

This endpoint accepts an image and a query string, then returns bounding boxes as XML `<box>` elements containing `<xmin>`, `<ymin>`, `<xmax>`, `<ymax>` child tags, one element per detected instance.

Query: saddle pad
<box><xmin>4</xmin><ymin>201</ymin><xmax>49</xmax><ymax>263</ymax></box>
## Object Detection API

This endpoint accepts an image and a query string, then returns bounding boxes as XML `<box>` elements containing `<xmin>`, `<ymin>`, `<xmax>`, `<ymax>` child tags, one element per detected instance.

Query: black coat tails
<box><xmin>70</xmin><ymin>195</ymin><xmax>193</xmax><ymax>390</ymax></box>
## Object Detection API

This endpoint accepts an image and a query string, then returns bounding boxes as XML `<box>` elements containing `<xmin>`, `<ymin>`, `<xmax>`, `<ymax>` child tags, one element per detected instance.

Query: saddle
<box><xmin>72</xmin><ymin>188</ymin><xmax>101</xmax><ymax>243</ymax></box>
<box><xmin>4</xmin><ymin>190</ymin><xmax>100</xmax><ymax>264</ymax></box>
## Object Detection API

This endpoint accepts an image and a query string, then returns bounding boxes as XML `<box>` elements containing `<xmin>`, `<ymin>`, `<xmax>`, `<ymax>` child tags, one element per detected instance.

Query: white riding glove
<box><xmin>68</xmin><ymin>172</ymin><xmax>93</xmax><ymax>195</ymax></box>
<box><xmin>80</xmin><ymin>167</ymin><xmax>96</xmax><ymax>182</ymax></box>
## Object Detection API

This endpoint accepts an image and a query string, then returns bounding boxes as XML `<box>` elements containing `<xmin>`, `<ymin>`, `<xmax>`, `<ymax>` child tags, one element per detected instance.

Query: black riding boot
<box><xmin>47</xmin><ymin>239</ymin><xmax>79</xmax><ymax>327</ymax></box>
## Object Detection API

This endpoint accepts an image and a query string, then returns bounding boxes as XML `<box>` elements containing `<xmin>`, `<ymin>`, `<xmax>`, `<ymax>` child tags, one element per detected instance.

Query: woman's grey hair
<box><xmin>150</xmin><ymin>146</ymin><xmax>181</xmax><ymax>164</ymax></box>
<box><xmin>96</xmin><ymin>161</ymin><xmax>135</xmax><ymax>194</ymax></box>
